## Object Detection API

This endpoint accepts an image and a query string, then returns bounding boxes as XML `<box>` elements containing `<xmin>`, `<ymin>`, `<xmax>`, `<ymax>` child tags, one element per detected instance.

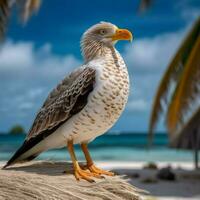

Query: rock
<box><xmin>157</xmin><ymin>166</ymin><xmax>176</xmax><ymax>181</ymax></box>
<box><xmin>130</xmin><ymin>172</ymin><xmax>140</xmax><ymax>178</ymax></box>
<box><xmin>143</xmin><ymin>162</ymin><xmax>158</xmax><ymax>170</ymax></box>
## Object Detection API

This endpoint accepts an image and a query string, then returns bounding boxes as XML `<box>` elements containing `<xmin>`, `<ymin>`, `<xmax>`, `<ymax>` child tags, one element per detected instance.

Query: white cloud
<box><xmin>0</xmin><ymin>40</ymin><xmax>81</xmax><ymax>77</ymax></box>
<box><xmin>127</xmin><ymin>99</ymin><xmax>148</xmax><ymax>112</ymax></box>
<box><xmin>122</xmin><ymin>24</ymin><xmax>191</xmax><ymax>126</ymax></box>
<box><xmin>18</xmin><ymin>102</ymin><xmax>34</xmax><ymax>110</ymax></box>
<box><xmin>123</xmin><ymin>30</ymin><xmax>185</xmax><ymax>74</ymax></box>
<box><xmin>0</xmin><ymin>41</ymin><xmax>34</xmax><ymax>71</ymax></box>
<box><xmin>0</xmin><ymin>41</ymin><xmax>82</xmax><ymax>131</ymax></box>
<box><xmin>27</xmin><ymin>88</ymin><xmax>44</xmax><ymax>98</ymax></box>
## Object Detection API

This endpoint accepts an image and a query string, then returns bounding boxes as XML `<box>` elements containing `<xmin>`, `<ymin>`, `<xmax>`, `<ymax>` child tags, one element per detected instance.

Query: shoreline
<box><xmin>0</xmin><ymin>160</ymin><xmax>196</xmax><ymax>173</ymax></box>
<box><xmin>96</xmin><ymin>161</ymin><xmax>195</xmax><ymax>170</ymax></box>
<box><xmin>0</xmin><ymin>160</ymin><xmax>196</xmax><ymax>168</ymax></box>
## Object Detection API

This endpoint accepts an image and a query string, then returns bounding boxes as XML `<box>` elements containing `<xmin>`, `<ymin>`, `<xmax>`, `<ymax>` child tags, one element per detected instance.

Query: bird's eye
<box><xmin>99</xmin><ymin>29</ymin><xmax>106</xmax><ymax>35</ymax></box>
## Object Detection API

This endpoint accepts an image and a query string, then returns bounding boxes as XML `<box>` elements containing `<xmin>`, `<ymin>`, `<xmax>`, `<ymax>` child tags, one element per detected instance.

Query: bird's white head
<box><xmin>81</xmin><ymin>22</ymin><xmax>133</xmax><ymax>62</ymax></box>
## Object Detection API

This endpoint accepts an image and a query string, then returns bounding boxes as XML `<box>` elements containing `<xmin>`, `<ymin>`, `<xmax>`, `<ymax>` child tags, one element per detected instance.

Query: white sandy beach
<box><xmin>98</xmin><ymin>161</ymin><xmax>200</xmax><ymax>200</ymax></box>
<box><xmin>0</xmin><ymin>161</ymin><xmax>200</xmax><ymax>200</ymax></box>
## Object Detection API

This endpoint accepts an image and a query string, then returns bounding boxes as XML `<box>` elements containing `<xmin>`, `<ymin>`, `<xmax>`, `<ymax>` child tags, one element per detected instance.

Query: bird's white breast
<box><xmin>57</xmin><ymin>49</ymin><xmax>130</xmax><ymax>144</ymax></box>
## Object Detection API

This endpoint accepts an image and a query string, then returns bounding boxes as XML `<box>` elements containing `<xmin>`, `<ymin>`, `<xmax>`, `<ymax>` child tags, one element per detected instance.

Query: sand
<box><xmin>102</xmin><ymin>161</ymin><xmax>200</xmax><ymax>200</ymax></box>
<box><xmin>0</xmin><ymin>161</ymin><xmax>200</xmax><ymax>200</ymax></box>
<box><xmin>0</xmin><ymin>161</ymin><xmax>145</xmax><ymax>200</ymax></box>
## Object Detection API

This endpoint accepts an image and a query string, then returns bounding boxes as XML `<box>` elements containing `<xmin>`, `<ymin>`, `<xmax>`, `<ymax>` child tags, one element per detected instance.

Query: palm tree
<box><xmin>0</xmin><ymin>0</ymin><xmax>40</xmax><ymax>40</ymax></box>
<box><xmin>149</xmin><ymin>17</ymin><xmax>200</xmax><ymax>168</ymax></box>
<box><xmin>170</xmin><ymin>106</ymin><xmax>200</xmax><ymax>169</ymax></box>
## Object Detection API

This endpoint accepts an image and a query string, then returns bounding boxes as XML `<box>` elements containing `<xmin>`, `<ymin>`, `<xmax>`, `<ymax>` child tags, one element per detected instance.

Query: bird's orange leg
<box><xmin>81</xmin><ymin>143</ymin><xmax>114</xmax><ymax>176</ymax></box>
<box><xmin>67</xmin><ymin>140</ymin><xmax>96</xmax><ymax>182</ymax></box>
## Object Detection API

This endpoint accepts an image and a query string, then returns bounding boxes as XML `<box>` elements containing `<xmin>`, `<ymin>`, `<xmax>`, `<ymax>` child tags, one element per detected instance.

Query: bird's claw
<box><xmin>73</xmin><ymin>164</ymin><xmax>104</xmax><ymax>182</ymax></box>
<box><xmin>87</xmin><ymin>164</ymin><xmax>115</xmax><ymax>176</ymax></box>
<box><xmin>74</xmin><ymin>165</ymin><xmax>95</xmax><ymax>182</ymax></box>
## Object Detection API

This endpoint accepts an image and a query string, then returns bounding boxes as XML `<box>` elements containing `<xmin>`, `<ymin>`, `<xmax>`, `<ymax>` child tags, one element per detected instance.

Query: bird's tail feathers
<box><xmin>2</xmin><ymin>139</ymin><xmax>42</xmax><ymax>169</ymax></box>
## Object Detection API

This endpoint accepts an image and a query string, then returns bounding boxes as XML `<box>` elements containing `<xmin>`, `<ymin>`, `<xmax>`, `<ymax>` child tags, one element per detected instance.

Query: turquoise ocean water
<box><xmin>0</xmin><ymin>133</ymin><xmax>196</xmax><ymax>162</ymax></box>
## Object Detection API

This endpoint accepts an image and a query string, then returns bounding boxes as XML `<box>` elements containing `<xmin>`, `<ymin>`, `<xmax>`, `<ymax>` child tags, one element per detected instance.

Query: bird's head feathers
<box><xmin>81</xmin><ymin>22</ymin><xmax>132</xmax><ymax>62</ymax></box>
<box><xmin>82</xmin><ymin>22</ymin><xmax>132</xmax><ymax>45</ymax></box>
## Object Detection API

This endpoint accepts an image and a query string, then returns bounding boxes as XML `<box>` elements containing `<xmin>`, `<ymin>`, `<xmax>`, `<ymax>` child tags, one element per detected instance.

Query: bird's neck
<box><xmin>82</xmin><ymin>40</ymin><xmax>116</xmax><ymax>63</ymax></box>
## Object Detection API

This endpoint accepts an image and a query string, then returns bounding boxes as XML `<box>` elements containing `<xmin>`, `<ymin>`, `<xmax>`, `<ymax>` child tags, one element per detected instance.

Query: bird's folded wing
<box><xmin>2</xmin><ymin>67</ymin><xmax>96</xmax><ymax>168</ymax></box>
<box><xmin>26</xmin><ymin>66</ymin><xmax>96</xmax><ymax>141</ymax></box>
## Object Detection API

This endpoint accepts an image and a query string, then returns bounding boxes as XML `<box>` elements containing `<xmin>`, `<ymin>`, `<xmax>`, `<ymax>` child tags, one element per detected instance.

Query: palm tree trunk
<box><xmin>193</xmin><ymin>128</ymin><xmax>199</xmax><ymax>170</ymax></box>
<box><xmin>194</xmin><ymin>144</ymin><xmax>199</xmax><ymax>170</ymax></box>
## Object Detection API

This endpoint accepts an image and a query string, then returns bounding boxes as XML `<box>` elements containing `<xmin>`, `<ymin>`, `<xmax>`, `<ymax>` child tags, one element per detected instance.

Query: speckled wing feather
<box><xmin>4</xmin><ymin>67</ymin><xmax>96</xmax><ymax>168</ymax></box>
<box><xmin>27</xmin><ymin>66</ymin><xmax>95</xmax><ymax>140</ymax></box>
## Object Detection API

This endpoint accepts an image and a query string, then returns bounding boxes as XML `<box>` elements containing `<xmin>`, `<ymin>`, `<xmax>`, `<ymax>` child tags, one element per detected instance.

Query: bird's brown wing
<box><xmin>27</xmin><ymin>66</ymin><xmax>96</xmax><ymax>139</ymax></box>
<box><xmin>4</xmin><ymin>67</ymin><xmax>96</xmax><ymax>168</ymax></box>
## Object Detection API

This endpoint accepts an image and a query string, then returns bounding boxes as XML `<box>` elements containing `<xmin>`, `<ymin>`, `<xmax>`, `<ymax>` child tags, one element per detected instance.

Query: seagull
<box><xmin>3</xmin><ymin>22</ymin><xmax>133</xmax><ymax>182</ymax></box>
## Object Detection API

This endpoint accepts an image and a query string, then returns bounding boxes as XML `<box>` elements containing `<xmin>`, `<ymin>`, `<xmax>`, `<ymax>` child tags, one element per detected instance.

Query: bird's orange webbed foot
<box><xmin>87</xmin><ymin>163</ymin><xmax>114</xmax><ymax>176</ymax></box>
<box><xmin>73</xmin><ymin>161</ymin><xmax>94</xmax><ymax>182</ymax></box>
<box><xmin>73</xmin><ymin>161</ymin><xmax>102</xmax><ymax>182</ymax></box>
<box><xmin>80</xmin><ymin>143</ymin><xmax>114</xmax><ymax>177</ymax></box>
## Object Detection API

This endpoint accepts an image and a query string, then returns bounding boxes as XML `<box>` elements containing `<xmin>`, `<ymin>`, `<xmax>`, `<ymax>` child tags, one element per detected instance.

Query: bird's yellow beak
<box><xmin>112</xmin><ymin>28</ymin><xmax>133</xmax><ymax>42</ymax></box>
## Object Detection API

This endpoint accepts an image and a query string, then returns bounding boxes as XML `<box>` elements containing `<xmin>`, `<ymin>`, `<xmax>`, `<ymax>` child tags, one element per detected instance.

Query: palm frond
<box><xmin>0</xmin><ymin>0</ymin><xmax>41</xmax><ymax>40</ymax></box>
<box><xmin>148</xmin><ymin>17</ymin><xmax>200</xmax><ymax>140</ymax></box>
<box><xmin>170</xmin><ymin>106</ymin><xmax>200</xmax><ymax>150</ymax></box>
<box><xmin>139</xmin><ymin>0</ymin><xmax>152</xmax><ymax>13</ymax></box>
<box><xmin>0</xmin><ymin>0</ymin><xmax>10</xmax><ymax>40</ymax></box>
<box><xmin>166</xmin><ymin>34</ymin><xmax>200</xmax><ymax>134</ymax></box>
<box><xmin>18</xmin><ymin>0</ymin><xmax>41</xmax><ymax>23</ymax></box>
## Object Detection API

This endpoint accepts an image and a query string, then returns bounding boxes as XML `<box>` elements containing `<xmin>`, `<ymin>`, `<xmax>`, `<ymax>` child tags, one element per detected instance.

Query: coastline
<box><xmin>96</xmin><ymin>161</ymin><xmax>195</xmax><ymax>170</ymax></box>
<box><xmin>0</xmin><ymin>160</ymin><xmax>196</xmax><ymax>169</ymax></box>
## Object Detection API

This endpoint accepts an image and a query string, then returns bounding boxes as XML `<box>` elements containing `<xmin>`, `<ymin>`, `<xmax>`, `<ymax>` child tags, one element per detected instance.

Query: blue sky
<box><xmin>0</xmin><ymin>0</ymin><xmax>199</xmax><ymax>133</ymax></box>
